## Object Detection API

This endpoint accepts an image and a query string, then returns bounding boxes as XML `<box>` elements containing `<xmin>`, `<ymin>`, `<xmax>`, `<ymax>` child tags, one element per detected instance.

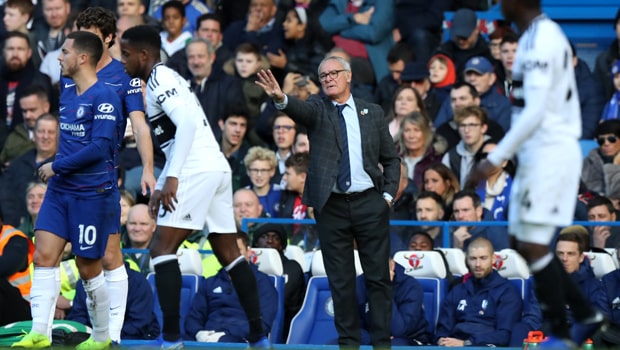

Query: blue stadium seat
<box><xmin>579</xmin><ymin>139</ymin><xmax>598</xmax><ymax>159</ymax></box>
<box><xmin>250</xmin><ymin>248</ymin><xmax>285</xmax><ymax>344</ymax></box>
<box><xmin>286</xmin><ymin>276</ymin><xmax>338</xmax><ymax>345</ymax></box>
<box><xmin>417</xmin><ymin>276</ymin><xmax>446</xmax><ymax>335</ymax></box>
<box><xmin>266</xmin><ymin>275</ymin><xmax>286</xmax><ymax>344</ymax></box>
<box><xmin>147</xmin><ymin>273</ymin><xmax>200</xmax><ymax>337</ymax></box>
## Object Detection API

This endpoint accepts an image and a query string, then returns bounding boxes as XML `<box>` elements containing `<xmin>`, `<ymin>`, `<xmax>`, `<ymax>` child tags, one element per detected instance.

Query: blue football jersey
<box><xmin>51</xmin><ymin>81</ymin><xmax>122</xmax><ymax>194</ymax></box>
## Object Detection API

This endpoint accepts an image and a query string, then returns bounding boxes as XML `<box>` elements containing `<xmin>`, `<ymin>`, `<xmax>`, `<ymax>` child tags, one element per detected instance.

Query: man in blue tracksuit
<box><xmin>357</xmin><ymin>260</ymin><xmax>431</xmax><ymax>346</ymax></box>
<box><xmin>67</xmin><ymin>263</ymin><xmax>160</xmax><ymax>340</ymax></box>
<box><xmin>184</xmin><ymin>232</ymin><xmax>277</xmax><ymax>342</ymax></box>
<box><xmin>436</xmin><ymin>237</ymin><xmax>522</xmax><ymax>346</ymax></box>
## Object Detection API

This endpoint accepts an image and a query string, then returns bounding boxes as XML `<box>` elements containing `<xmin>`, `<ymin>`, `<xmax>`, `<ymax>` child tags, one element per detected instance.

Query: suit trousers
<box><xmin>315</xmin><ymin>188</ymin><xmax>392</xmax><ymax>348</ymax></box>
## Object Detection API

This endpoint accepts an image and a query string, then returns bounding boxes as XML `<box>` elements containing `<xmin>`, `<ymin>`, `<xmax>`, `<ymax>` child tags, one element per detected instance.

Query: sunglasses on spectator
<box><xmin>597</xmin><ymin>135</ymin><xmax>618</xmax><ymax>145</ymax></box>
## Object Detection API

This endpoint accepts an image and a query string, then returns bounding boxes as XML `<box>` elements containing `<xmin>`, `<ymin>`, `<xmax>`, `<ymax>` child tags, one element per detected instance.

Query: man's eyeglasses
<box><xmin>318</xmin><ymin>69</ymin><xmax>347</xmax><ymax>82</ymax></box>
<box><xmin>597</xmin><ymin>135</ymin><xmax>618</xmax><ymax>145</ymax></box>
<box><xmin>248</xmin><ymin>168</ymin><xmax>272</xmax><ymax>175</ymax></box>
<box><xmin>273</xmin><ymin>125</ymin><xmax>294</xmax><ymax>131</ymax></box>
<box><xmin>458</xmin><ymin>123</ymin><xmax>482</xmax><ymax>130</ymax></box>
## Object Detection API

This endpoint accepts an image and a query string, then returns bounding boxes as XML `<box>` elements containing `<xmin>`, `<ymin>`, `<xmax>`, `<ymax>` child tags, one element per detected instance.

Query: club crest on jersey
<box><xmin>77</xmin><ymin>106</ymin><xmax>85</xmax><ymax>119</ymax></box>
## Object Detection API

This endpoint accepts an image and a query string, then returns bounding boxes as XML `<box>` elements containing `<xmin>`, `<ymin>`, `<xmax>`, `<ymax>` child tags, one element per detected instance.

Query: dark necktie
<box><xmin>336</xmin><ymin>104</ymin><xmax>351</xmax><ymax>192</ymax></box>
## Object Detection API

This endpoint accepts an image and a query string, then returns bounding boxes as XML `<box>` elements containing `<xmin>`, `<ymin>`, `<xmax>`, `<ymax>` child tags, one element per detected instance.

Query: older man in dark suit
<box><xmin>256</xmin><ymin>56</ymin><xmax>400</xmax><ymax>349</ymax></box>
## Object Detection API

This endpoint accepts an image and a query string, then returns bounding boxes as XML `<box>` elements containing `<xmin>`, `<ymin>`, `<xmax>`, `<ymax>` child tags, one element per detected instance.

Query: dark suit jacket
<box><xmin>283</xmin><ymin>94</ymin><xmax>400</xmax><ymax>212</ymax></box>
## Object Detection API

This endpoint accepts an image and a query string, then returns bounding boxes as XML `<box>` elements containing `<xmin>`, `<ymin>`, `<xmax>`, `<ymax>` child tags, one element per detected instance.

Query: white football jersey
<box><xmin>145</xmin><ymin>63</ymin><xmax>229</xmax><ymax>188</ymax></box>
<box><xmin>489</xmin><ymin>15</ymin><xmax>581</xmax><ymax>164</ymax></box>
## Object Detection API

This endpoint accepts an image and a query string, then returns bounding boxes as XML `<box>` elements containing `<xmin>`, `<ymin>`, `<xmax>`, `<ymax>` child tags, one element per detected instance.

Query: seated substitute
<box><xmin>436</xmin><ymin>237</ymin><xmax>523</xmax><ymax>347</ymax></box>
<box><xmin>184</xmin><ymin>231</ymin><xmax>277</xmax><ymax>343</ymax></box>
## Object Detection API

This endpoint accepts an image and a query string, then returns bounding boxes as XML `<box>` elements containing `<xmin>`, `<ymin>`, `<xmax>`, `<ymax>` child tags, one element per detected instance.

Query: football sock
<box><xmin>225</xmin><ymin>256</ymin><xmax>264</xmax><ymax>343</ymax></box>
<box><xmin>83</xmin><ymin>271</ymin><xmax>110</xmax><ymax>342</ymax></box>
<box><xmin>153</xmin><ymin>255</ymin><xmax>181</xmax><ymax>341</ymax></box>
<box><xmin>105</xmin><ymin>265</ymin><xmax>128</xmax><ymax>343</ymax></box>
<box><xmin>30</xmin><ymin>267</ymin><xmax>61</xmax><ymax>339</ymax></box>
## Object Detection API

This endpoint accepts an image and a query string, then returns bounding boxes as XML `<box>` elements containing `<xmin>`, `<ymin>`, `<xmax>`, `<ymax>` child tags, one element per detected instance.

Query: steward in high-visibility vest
<box><xmin>0</xmin><ymin>225</ymin><xmax>34</xmax><ymax>300</ymax></box>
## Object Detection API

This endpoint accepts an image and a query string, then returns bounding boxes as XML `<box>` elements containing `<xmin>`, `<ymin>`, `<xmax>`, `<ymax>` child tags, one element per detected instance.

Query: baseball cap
<box><xmin>451</xmin><ymin>8</ymin><xmax>478</xmax><ymax>40</ymax></box>
<box><xmin>464</xmin><ymin>56</ymin><xmax>494</xmax><ymax>75</ymax></box>
<box><xmin>252</xmin><ymin>223</ymin><xmax>288</xmax><ymax>248</ymax></box>
<box><xmin>400</xmin><ymin>61</ymin><xmax>429</xmax><ymax>82</ymax></box>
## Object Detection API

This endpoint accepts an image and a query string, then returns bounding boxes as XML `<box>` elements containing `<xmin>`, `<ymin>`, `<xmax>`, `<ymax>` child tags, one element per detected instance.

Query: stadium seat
<box><xmin>579</xmin><ymin>139</ymin><xmax>598</xmax><ymax>158</ymax></box>
<box><xmin>249</xmin><ymin>248</ymin><xmax>285</xmax><ymax>344</ymax></box>
<box><xmin>286</xmin><ymin>276</ymin><xmax>338</xmax><ymax>345</ymax></box>
<box><xmin>284</xmin><ymin>245</ymin><xmax>306</xmax><ymax>272</ymax></box>
<box><xmin>437</xmin><ymin>248</ymin><xmax>468</xmax><ymax>276</ymax></box>
<box><xmin>493</xmin><ymin>249</ymin><xmax>530</xmax><ymax>299</ymax></box>
<box><xmin>605</xmin><ymin>248</ymin><xmax>619</xmax><ymax>268</ymax></box>
<box><xmin>586</xmin><ymin>252</ymin><xmax>617</xmax><ymax>278</ymax></box>
<box><xmin>310</xmin><ymin>249</ymin><xmax>364</xmax><ymax>277</ymax></box>
<box><xmin>147</xmin><ymin>273</ymin><xmax>200</xmax><ymax>336</ymax></box>
<box><xmin>393</xmin><ymin>250</ymin><xmax>448</xmax><ymax>334</ymax></box>
<box><xmin>148</xmin><ymin>248</ymin><xmax>204</xmax><ymax>275</ymax></box>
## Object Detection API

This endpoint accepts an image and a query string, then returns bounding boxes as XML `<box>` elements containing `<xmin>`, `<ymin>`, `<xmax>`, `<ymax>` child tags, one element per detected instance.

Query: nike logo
<box><xmin>59</xmin><ymin>106</ymin><xmax>66</xmax><ymax>111</ymax></box>
<box><xmin>79</xmin><ymin>245</ymin><xmax>94</xmax><ymax>251</ymax></box>
<box><xmin>64</xmin><ymin>83</ymin><xmax>75</xmax><ymax>88</ymax></box>
<box><xmin>110</xmin><ymin>306</ymin><xmax>121</xmax><ymax>310</ymax></box>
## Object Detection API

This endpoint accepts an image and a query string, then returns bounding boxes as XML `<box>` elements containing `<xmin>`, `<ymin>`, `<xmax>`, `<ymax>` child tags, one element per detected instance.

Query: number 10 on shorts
<box><xmin>79</xmin><ymin>224</ymin><xmax>97</xmax><ymax>246</ymax></box>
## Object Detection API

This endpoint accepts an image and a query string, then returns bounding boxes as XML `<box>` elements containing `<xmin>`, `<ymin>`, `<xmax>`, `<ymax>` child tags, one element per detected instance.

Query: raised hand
<box><xmin>255</xmin><ymin>69</ymin><xmax>285</xmax><ymax>103</ymax></box>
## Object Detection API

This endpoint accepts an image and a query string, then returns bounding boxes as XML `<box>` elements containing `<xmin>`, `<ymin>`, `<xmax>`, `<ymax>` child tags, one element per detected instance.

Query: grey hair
<box><xmin>318</xmin><ymin>56</ymin><xmax>351</xmax><ymax>76</ymax></box>
<box><xmin>185</xmin><ymin>37</ymin><xmax>215</xmax><ymax>56</ymax></box>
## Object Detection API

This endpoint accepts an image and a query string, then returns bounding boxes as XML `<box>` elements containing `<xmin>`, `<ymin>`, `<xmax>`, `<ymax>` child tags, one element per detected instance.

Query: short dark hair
<box><xmin>408</xmin><ymin>231</ymin><xmax>434</xmax><ymax>248</ymax></box>
<box><xmin>587</xmin><ymin>196</ymin><xmax>615</xmax><ymax>215</ymax></box>
<box><xmin>557</xmin><ymin>232</ymin><xmax>585</xmax><ymax>254</ymax></box>
<box><xmin>20</xmin><ymin>85</ymin><xmax>49</xmax><ymax>103</ymax></box>
<box><xmin>285</xmin><ymin>152</ymin><xmax>309</xmax><ymax>175</ymax></box>
<box><xmin>386</xmin><ymin>42</ymin><xmax>414</xmax><ymax>64</ymax></box>
<box><xmin>67</xmin><ymin>31</ymin><xmax>104</xmax><ymax>65</ymax></box>
<box><xmin>500</xmin><ymin>32</ymin><xmax>519</xmax><ymax>47</ymax></box>
<box><xmin>4</xmin><ymin>31</ymin><xmax>30</xmax><ymax>49</ymax></box>
<box><xmin>76</xmin><ymin>7</ymin><xmax>117</xmax><ymax>48</ymax></box>
<box><xmin>162</xmin><ymin>0</ymin><xmax>185</xmax><ymax>18</ymax></box>
<box><xmin>451</xmin><ymin>81</ymin><xmax>479</xmax><ymax>99</ymax></box>
<box><xmin>196</xmin><ymin>13</ymin><xmax>222</xmax><ymax>31</ymax></box>
<box><xmin>222</xmin><ymin>105</ymin><xmax>249</xmax><ymax>122</ymax></box>
<box><xmin>416</xmin><ymin>191</ymin><xmax>445</xmax><ymax>208</ymax></box>
<box><xmin>596</xmin><ymin>120</ymin><xmax>620</xmax><ymax>138</ymax></box>
<box><xmin>453</xmin><ymin>189</ymin><xmax>482</xmax><ymax>208</ymax></box>
<box><xmin>122</xmin><ymin>25</ymin><xmax>161</xmax><ymax>55</ymax></box>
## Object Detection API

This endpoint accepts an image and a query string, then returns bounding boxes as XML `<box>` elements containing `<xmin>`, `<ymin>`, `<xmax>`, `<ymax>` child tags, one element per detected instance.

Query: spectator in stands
<box><xmin>17</xmin><ymin>182</ymin><xmax>47</xmax><ymax>239</ymax></box>
<box><xmin>601</xmin><ymin>242</ymin><xmax>620</xmax><ymax>345</ymax></box>
<box><xmin>442</xmin><ymin>106</ymin><xmax>490</xmax><ymax>186</ymax></box>
<box><xmin>117</xmin><ymin>0</ymin><xmax>145</xmax><ymax>17</ymax></box>
<box><xmin>587</xmin><ymin>196</ymin><xmax>620</xmax><ymax>250</ymax></box>
<box><xmin>414</xmin><ymin>191</ymin><xmax>446</xmax><ymax>247</ymax></box>
<box><xmin>233</xmin><ymin>188</ymin><xmax>266</xmax><ymax>240</ymax></box>
<box><xmin>223</xmin><ymin>42</ymin><xmax>270</xmax><ymax>146</ymax></box>
<box><xmin>487</xmin><ymin>24</ymin><xmax>514</xmax><ymax>62</ymax></box>
<box><xmin>428</xmin><ymin>54</ymin><xmax>456</xmax><ymax>106</ymax></box>
<box><xmin>184</xmin><ymin>231</ymin><xmax>278</xmax><ymax>343</ymax></box>
<box><xmin>601</xmin><ymin>60</ymin><xmax>620</xmax><ymax>122</ymax></box>
<box><xmin>270</xmin><ymin>6</ymin><xmax>332</xmax><ymax>83</ymax></box>
<box><xmin>375</xmin><ymin>43</ymin><xmax>415</xmax><ymax>114</ymax></box>
<box><xmin>496</xmin><ymin>32</ymin><xmax>518</xmax><ymax>98</ymax></box>
<box><xmin>386</xmin><ymin>86</ymin><xmax>428</xmax><ymax>140</ymax></box>
<box><xmin>292</xmin><ymin>126</ymin><xmax>309</xmax><ymax>154</ymax></box>
<box><xmin>391</xmin><ymin>162</ymin><xmax>416</xmax><ymax>239</ymax></box>
<box><xmin>435</xmin><ymin>84</ymin><xmax>503</xmax><ymax>152</ymax></box>
<box><xmin>555</xmin><ymin>230</ymin><xmax>611</xmax><ymax>340</ymax></box>
<box><xmin>159</xmin><ymin>1</ymin><xmax>192</xmax><ymax>58</ymax></box>
<box><xmin>271</xmin><ymin>113</ymin><xmax>296</xmax><ymax>186</ymax></box>
<box><xmin>394</xmin><ymin>0</ymin><xmax>446</xmax><ymax>64</ymax></box>
<box><xmin>67</xmin><ymin>263</ymin><xmax>160</xmax><ymax>340</ymax></box>
<box><xmin>400</xmin><ymin>61</ymin><xmax>441</xmax><ymax>121</ymax></box>
<box><xmin>122</xmin><ymin>204</ymin><xmax>156</xmax><ymax>274</ymax></box>
<box><xmin>167</xmin><ymin>14</ymin><xmax>231</xmax><ymax>80</ymax></box>
<box><xmin>31</xmin><ymin>0</ymin><xmax>70</xmax><ymax>67</ymax></box>
<box><xmin>594</xmin><ymin>8</ymin><xmax>620</xmax><ymax>101</ymax></box>
<box><xmin>451</xmin><ymin>190</ymin><xmax>509</xmax><ymax>250</ymax></box>
<box><xmin>582</xmin><ymin>120</ymin><xmax>620</xmax><ymax>198</ymax></box>
<box><xmin>151</xmin><ymin>0</ymin><xmax>209</xmax><ymax>35</ymax></box>
<box><xmin>3</xmin><ymin>0</ymin><xmax>34</xmax><ymax>35</ymax></box>
<box><xmin>406</xmin><ymin>230</ymin><xmax>454</xmax><ymax>285</ymax></box>
<box><xmin>252</xmin><ymin>223</ymin><xmax>305</xmax><ymax>339</ymax></box>
<box><xmin>110</xmin><ymin>14</ymin><xmax>148</xmax><ymax>60</ymax></box>
<box><xmin>218</xmin><ymin>108</ymin><xmax>251</xmax><ymax>192</ymax></box>
<box><xmin>319</xmin><ymin>0</ymin><xmax>394</xmax><ymax>84</ymax></box>
<box><xmin>222</xmin><ymin>0</ymin><xmax>284</xmax><ymax>56</ymax></box>
<box><xmin>0</xmin><ymin>85</ymin><xmax>50</xmax><ymax>167</ymax></box>
<box><xmin>435</xmin><ymin>8</ymin><xmax>492</xmax><ymax>76</ymax></box>
<box><xmin>397</xmin><ymin>112</ymin><xmax>443</xmax><ymax>189</ymax></box>
<box><xmin>0</xmin><ymin>212</ymin><xmax>33</xmax><ymax>327</ymax></box>
<box><xmin>472</xmin><ymin>143</ymin><xmax>513</xmax><ymax>221</ymax></box>
<box><xmin>570</xmin><ymin>44</ymin><xmax>605</xmax><ymax>140</ymax></box>
<box><xmin>0</xmin><ymin>31</ymin><xmax>55</xmax><ymax>135</ymax></box>
<box><xmin>436</xmin><ymin>237</ymin><xmax>522</xmax><ymax>347</ymax></box>
<box><xmin>182</xmin><ymin>38</ymin><xmax>246</xmax><ymax>140</ymax></box>
<box><xmin>357</xmin><ymin>257</ymin><xmax>432</xmax><ymax>345</ymax></box>
<box><xmin>0</xmin><ymin>114</ymin><xmax>57</xmax><ymax>227</ymax></box>
<box><xmin>423</xmin><ymin>163</ymin><xmax>460</xmax><ymax>220</ymax></box>
<box><xmin>244</xmin><ymin>146</ymin><xmax>282</xmax><ymax>218</ymax></box>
